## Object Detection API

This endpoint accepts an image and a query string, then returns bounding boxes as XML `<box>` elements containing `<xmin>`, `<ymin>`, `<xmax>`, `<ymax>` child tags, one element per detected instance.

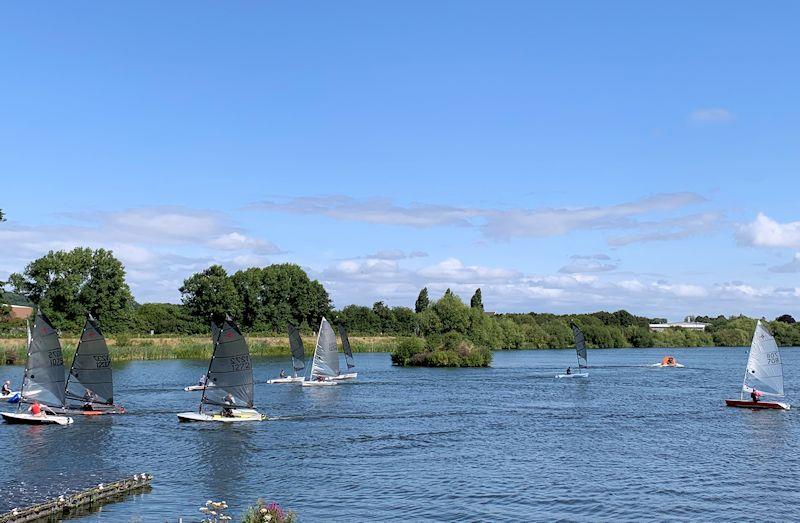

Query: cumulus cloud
<box><xmin>252</xmin><ymin>192</ymin><xmax>712</xmax><ymax>244</ymax></box>
<box><xmin>689</xmin><ymin>108</ymin><xmax>735</xmax><ymax>124</ymax></box>
<box><xmin>737</xmin><ymin>213</ymin><xmax>800</xmax><ymax>248</ymax></box>
<box><xmin>0</xmin><ymin>207</ymin><xmax>281</xmax><ymax>303</ymax></box>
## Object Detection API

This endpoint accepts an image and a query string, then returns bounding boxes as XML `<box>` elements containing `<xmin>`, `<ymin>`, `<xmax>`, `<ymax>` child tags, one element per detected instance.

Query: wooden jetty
<box><xmin>0</xmin><ymin>473</ymin><xmax>152</xmax><ymax>523</ymax></box>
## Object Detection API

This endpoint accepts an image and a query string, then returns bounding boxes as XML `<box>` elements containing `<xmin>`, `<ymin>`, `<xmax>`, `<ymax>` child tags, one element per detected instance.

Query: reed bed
<box><xmin>0</xmin><ymin>335</ymin><xmax>400</xmax><ymax>365</ymax></box>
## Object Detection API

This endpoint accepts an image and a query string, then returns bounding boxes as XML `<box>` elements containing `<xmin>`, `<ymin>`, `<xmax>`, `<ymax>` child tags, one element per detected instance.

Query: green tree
<box><xmin>0</xmin><ymin>209</ymin><xmax>4</xmax><ymax>222</ymax></box>
<box><xmin>180</xmin><ymin>265</ymin><xmax>241</xmax><ymax>325</ymax></box>
<box><xmin>134</xmin><ymin>303</ymin><xmax>205</xmax><ymax>334</ymax></box>
<box><xmin>776</xmin><ymin>314</ymin><xmax>796</xmax><ymax>324</ymax></box>
<box><xmin>9</xmin><ymin>247</ymin><xmax>134</xmax><ymax>332</ymax></box>
<box><xmin>372</xmin><ymin>301</ymin><xmax>394</xmax><ymax>334</ymax></box>
<box><xmin>336</xmin><ymin>304</ymin><xmax>380</xmax><ymax>334</ymax></box>
<box><xmin>414</xmin><ymin>287</ymin><xmax>430</xmax><ymax>313</ymax></box>
<box><xmin>470</xmin><ymin>288</ymin><xmax>484</xmax><ymax>311</ymax></box>
<box><xmin>432</xmin><ymin>291</ymin><xmax>470</xmax><ymax>334</ymax></box>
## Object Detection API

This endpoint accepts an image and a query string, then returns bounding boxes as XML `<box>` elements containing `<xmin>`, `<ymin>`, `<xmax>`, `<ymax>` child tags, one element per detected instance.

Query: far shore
<box><xmin>0</xmin><ymin>335</ymin><xmax>764</xmax><ymax>366</ymax></box>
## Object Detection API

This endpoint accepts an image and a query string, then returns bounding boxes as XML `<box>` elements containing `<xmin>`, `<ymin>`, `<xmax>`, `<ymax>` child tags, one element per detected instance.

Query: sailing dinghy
<box><xmin>556</xmin><ymin>323</ymin><xmax>589</xmax><ymax>378</ymax></box>
<box><xmin>301</xmin><ymin>317</ymin><xmax>339</xmax><ymax>387</ymax></box>
<box><xmin>268</xmin><ymin>324</ymin><xmax>307</xmax><ymax>384</ymax></box>
<box><xmin>1</xmin><ymin>312</ymin><xmax>73</xmax><ymax>425</ymax></box>
<box><xmin>177</xmin><ymin>318</ymin><xmax>265</xmax><ymax>422</ymax></box>
<box><xmin>329</xmin><ymin>325</ymin><xmax>357</xmax><ymax>381</ymax></box>
<box><xmin>725</xmin><ymin>320</ymin><xmax>790</xmax><ymax>410</ymax></box>
<box><xmin>50</xmin><ymin>316</ymin><xmax>124</xmax><ymax>415</ymax></box>
<box><xmin>651</xmin><ymin>355</ymin><xmax>684</xmax><ymax>368</ymax></box>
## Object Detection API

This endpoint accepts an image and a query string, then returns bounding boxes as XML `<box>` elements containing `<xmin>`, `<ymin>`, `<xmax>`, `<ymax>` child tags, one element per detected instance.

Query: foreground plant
<box><xmin>241</xmin><ymin>499</ymin><xmax>297</xmax><ymax>523</ymax></box>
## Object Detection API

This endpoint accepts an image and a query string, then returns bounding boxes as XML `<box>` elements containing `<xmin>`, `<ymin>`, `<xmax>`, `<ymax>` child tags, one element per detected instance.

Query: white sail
<box><xmin>309</xmin><ymin>317</ymin><xmax>339</xmax><ymax>380</ymax></box>
<box><xmin>742</xmin><ymin>321</ymin><xmax>784</xmax><ymax>397</ymax></box>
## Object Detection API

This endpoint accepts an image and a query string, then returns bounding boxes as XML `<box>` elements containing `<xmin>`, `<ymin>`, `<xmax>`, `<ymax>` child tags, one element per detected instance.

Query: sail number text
<box><xmin>93</xmin><ymin>355</ymin><xmax>111</xmax><ymax>368</ymax></box>
<box><xmin>48</xmin><ymin>349</ymin><xmax>63</xmax><ymax>367</ymax></box>
<box><xmin>767</xmin><ymin>351</ymin><xmax>781</xmax><ymax>365</ymax></box>
<box><xmin>230</xmin><ymin>356</ymin><xmax>251</xmax><ymax>371</ymax></box>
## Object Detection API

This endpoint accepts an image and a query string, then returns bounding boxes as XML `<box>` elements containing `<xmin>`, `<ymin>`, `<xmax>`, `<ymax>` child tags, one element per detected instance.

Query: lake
<box><xmin>1</xmin><ymin>347</ymin><xmax>799</xmax><ymax>521</ymax></box>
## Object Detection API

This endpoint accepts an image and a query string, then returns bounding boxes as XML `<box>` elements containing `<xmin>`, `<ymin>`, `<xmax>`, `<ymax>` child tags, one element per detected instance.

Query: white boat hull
<box><xmin>267</xmin><ymin>376</ymin><xmax>305</xmax><ymax>384</ymax></box>
<box><xmin>302</xmin><ymin>380</ymin><xmax>338</xmax><ymax>387</ymax></box>
<box><xmin>177</xmin><ymin>408</ymin><xmax>265</xmax><ymax>423</ymax></box>
<box><xmin>555</xmin><ymin>372</ymin><xmax>589</xmax><ymax>379</ymax></box>
<box><xmin>651</xmin><ymin>363</ymin><xmax>685</xmax><ymax>368</ymax></box>
<box><xmin>329</xmin><ymin>372</ymin><xmax>358</xmax><ymax>381</ymax></box>
<box><xmin>1</xmin><ymin>412</ymin><xmax>74</xmax><ymax>425</ymax></box>
<box><xmin>184</xmin><ymin>384</ymin><xmax>214</xmax><ymax>392</ymax></box>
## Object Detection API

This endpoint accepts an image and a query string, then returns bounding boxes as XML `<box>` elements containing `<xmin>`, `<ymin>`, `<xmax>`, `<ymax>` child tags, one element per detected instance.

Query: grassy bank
<box><xmin>0</xmin><ymin>335</ymin><xmax>401</xmax><ymax>365</ymax></box>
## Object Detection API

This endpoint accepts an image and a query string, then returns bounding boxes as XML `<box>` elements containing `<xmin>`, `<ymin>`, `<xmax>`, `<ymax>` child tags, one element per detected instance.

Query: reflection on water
<box><xmin>1</xmin><ymin>348</ymin><xmax>799</xmax><ymax>521</ymax></box>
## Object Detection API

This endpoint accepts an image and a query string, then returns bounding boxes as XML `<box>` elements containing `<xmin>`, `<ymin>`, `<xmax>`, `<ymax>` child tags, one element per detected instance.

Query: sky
<box><xmin>1</xmin><ymin>2</ymin><xmax>799</xmax><ymax>320</ymax></box>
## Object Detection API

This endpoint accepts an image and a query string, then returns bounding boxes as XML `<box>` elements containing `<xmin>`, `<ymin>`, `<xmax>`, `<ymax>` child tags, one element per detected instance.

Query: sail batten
<box><xmin>288</xmin><ymin>325</ymin><xmax>306</xmax><ymax>372</ymax></box>
<box><xmin>21</xmin><ymin>311</ymin><xmax>67</xmax><ymax>407</ymax></box>
<box><xmin>201</xmin><ymin>319</ymin><xmax>254</xmax><ymax>409</ymax></box>
<box><xmin>339</xmin><ymin>325</ymin><xmax>356</xmax><ymax>370</ymax></box>
<box><xmin>742</xmin><ymin>321</ymin><xmax>784</xmax><ymax>397</ymax></box>
<box><xmin>309</xmin><ymin>317</ymin><xmax>339</xmax><ymax>379</ymax></box>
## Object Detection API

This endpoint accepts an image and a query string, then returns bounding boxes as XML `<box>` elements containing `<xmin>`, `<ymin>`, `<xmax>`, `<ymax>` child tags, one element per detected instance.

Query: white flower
<box><xmin>200</xmin><ymin>507</ymin><xmax>209</xmax><ymax>513</ymax></box>
<box><xmin>260</xmin><ymin>508</ymin><xmax>268</xmax><ymax>514</ymax></box>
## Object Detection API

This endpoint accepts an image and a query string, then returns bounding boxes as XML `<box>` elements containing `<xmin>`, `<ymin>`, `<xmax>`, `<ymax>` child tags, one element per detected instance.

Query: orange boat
<box><xmin>654</xmin><ymin>355</ymin><xmax>684</xmax><ymax>368</ymax></box>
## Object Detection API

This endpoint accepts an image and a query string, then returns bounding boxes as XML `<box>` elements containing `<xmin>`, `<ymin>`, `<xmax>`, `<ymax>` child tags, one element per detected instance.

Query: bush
<box><xmin>390</xmin><ymin>335</ymin><xmax>492</xmax><ymax>367</ymax></box>
<box><xmin>241</xmin><ymin>500</ymin><xmax>296</xmax><ymax>523</ymax></box>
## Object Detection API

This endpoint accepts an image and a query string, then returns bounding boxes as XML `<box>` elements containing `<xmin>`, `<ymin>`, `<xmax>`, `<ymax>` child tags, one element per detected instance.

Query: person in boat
<box><xmin>82</xmin><ymin>388</ymin><xmax>97</xmax><ymax>411</ymax></box>
<box><xmin>316</xmin><ymin>375</ymin><xmax>325</xmax><ymax>382</ymax></box>
<box><xmin>279</xmin><ymin>369</ymin><xmax>287</xmax><ymax>379</ymax></box>
<box><xmin>1</xmin><ymin>380</ymin><xmax>12</xmax><ymax>395</ymax></box>
<box><xmin>221</xmin><ymin>392</ymin><xmax>235</xmax><ymax>417</ymax></box>
<box><xmin>565</xmin><ymin>367</ymin><xmax>571</xmax><ymax>375</ymax></box>
<box><xmin>751</xmin><ymin>388</ymin><xmax>761</xmax><ymax>403</ymax></box>
<box><xmin>198</xmin><ymin>374</ymin><xmax>208</xmax><ymax>387</ymax></box>
<box><xmin>28</xmin><ymin>400</ymin><xmax>44</xmax><ymax>417</ymax></box>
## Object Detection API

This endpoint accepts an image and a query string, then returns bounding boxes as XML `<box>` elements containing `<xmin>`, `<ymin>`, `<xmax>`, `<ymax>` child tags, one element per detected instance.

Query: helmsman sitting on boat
<box><xmin>2</xmin><ymin>381</ymin><xmax>12</xmax><ymax>395</ymax></box>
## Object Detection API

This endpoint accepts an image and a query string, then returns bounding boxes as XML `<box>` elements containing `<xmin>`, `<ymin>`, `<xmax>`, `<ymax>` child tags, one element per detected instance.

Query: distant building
<box><xmin>2</xmin><ymin>304</ymin><xmax>33</xmax><ymax>320</ymax></box>
<box><xmin>649</xmin><ymin>321</ymin><xmax>708</xmax><ymax>332</ymax></box>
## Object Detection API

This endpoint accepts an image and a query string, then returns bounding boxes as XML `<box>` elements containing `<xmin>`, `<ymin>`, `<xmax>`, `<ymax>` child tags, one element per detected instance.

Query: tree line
<box><xmin>3</xmin><ymin>247</ymin><xmax>800</xmax><ymax>349</ymax></box>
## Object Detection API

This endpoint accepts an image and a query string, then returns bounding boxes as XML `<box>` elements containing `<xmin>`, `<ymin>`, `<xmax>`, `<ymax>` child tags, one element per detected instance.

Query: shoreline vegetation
<box><xmin>3</xmin><ymin>250</ymin><xmax>800</xmax><ymax>367</ymax></box>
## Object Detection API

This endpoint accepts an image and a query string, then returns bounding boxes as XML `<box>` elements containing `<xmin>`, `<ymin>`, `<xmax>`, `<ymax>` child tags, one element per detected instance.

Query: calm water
<box><xmin>2</xmin><ymin>347</ymin><xmax>800</xmax><ymax>522</ymax></box>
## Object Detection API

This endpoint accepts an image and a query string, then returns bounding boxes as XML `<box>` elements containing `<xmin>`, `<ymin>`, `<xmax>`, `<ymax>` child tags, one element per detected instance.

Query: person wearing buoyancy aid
<box><xmin>751</xmin><ymin>389</ymin><xmax>762</xmax><ymax>403</ymax></box>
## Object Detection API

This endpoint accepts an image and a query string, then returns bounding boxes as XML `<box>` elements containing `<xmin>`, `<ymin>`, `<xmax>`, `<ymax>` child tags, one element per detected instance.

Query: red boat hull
<box><xmin>725</xmin><ymin>399</ymin><xmax>790</xmax><ymax>410</ymax></box>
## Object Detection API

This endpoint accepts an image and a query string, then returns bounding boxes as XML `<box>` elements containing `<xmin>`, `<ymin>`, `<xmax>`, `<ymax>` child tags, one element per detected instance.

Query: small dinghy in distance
<box><xmin>556</xmin><ymin>323</ymin><xmax>589</xmax><ymax>379</ymax></box>
<box><xmin>267</xmin><ymin>325</ymin><xmax>306</xmax><ymax>384</ymax></box>
<box><xmin>302</xmin><ymin>317</ymin><xmax>339</xmax><ymax>387</ymax></box>
<box><xmin>1</xmin><ymin>312</ymin><xmax>73</xmax><ymax>425</ymax></box>
<box><xmin>177</xmin><ymin>317</ymin><xmax>265</xmax><ymax>423</ymax></box>
<box><xmin>725</xmin><ymin>320</ymin><xmax>790</xmax><ymax>410</ymax></box>
<box><xmin>329</xmin><ymin>325</ymin><xmax>357</xmax><ymax>381</ymax></box>
<box><xmin>50</xmin><ymin>316</ymin><xmax>124</xmax><ymax>416</ymax></box>
<box><xmin>652</xmin><ymin>356</ymin><xmax>684</xmax><ymax>368</ymax></box>
<box><xmin>184</xmin><ymin>383</ymin><xmax>214</xmax><ymax>392</ymax></box>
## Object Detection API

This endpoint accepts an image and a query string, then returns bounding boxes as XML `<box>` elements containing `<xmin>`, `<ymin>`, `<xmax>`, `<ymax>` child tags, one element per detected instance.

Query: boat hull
<box><xmin>725</xmin><ymin>399</ymin><xmax>790</xmax><ymax>410</ymax></box>
<box><xmin>555</xmin><ymin>373</ymin><xmax>589</xmax><ymax>379</ymax></box>
<box><xmin>329</xmin><ymin>372</ymin><xmax>358</xmax><ymax>381</ymax></box>
<box><xmin>177</xmin><ymin>408</ymin><xmax>265</xmax><ymax>423</ymax></box>
<box><xmin>1</xmin><ymin>412</ymin><xmax>74</xmax><ymax>425</ymax></box>
<box><xmin>651</xmin><ymin>363</ymin><xmax>685</xmax><ymax>368</ymax></box>
<box><xmin>302</xmin><ymin>380</ymin><xmax>338</xmax><ymax>387</ymax></box>
<box><xmin>184</xmin><ymin>384</ymin><xmax>214</xmax><ymax>392</ymax></box>
<box><xmin>267</xmin><ymin>376</ymin><xmax>305</xmax><ymax>384</ymax></box>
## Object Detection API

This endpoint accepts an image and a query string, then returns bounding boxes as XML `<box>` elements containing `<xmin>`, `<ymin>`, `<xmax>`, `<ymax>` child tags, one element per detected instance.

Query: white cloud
<box><xmin>737</xmin><ymin>213</ymin><xmax>800</xmax><ymax>248</ymax></box>
<box><xmin>418</xmin><ymin>258</ymin><xmax>520</xmax><ymax>282</ymax></box>
<box><xmin>252</xmin><ymin>192</ymin><xmax>712</xmax><ymax>244</ymax></box>
<box><xmin>689</xmin><ymin>108</ymin><xmax>735</xmax><ymax>124</ymax></box>
<box><xmin>207</xmin><ymin>232</ymin><xmax>281</xmax><ymax>254</ymax></box>
<box><xmin>559</xmin><ymin>254</ymin><xmax>619</xmax><ymax>274</ymax></box>
<box><xmin>770</xmin><ymin>253</ymin><xmax>800</xmax><ymax>273</ymax></box>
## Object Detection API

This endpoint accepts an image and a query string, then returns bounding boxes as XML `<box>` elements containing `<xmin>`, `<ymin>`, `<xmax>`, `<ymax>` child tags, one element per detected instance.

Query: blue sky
<box><xmin>2</xmin><ymin>2</ymin><xmax>800</xmax><ymax>320</ymax></box>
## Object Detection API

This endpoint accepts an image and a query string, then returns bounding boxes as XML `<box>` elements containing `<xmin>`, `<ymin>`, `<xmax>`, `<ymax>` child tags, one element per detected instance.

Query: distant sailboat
<box><xmin>51</xmin><ymin>316</ymin><xmax>125</xmax><ymax>415</ymax></box>
<box><xmin>302</xmin><ymin>317</ymin><xmax>339</xmax><ymax>387</ymax></box>
<box><xmin>2</xmin><ymin>312</ymin><xmax>73</xmax><ymax>425</ymax></box>
<box><xmin>328</xmin><ymin>325</ymin><xmax>357</xmax><ymax>381</ymax></box>
<box><xmin>556</xmin><ymin>323</ymin><xmax>589</xmax><ymax>378</ymax></box>
<box><xmin>725</xmin><ymin>320</ymin><xmax>790</xmax><ymax>410</ymax></box>
<box><xmin>268</xmin><ymin>324</ymin><xmax>307</xmax><ymax>384</ymax></box>
<box><xmin>178</xmin><ymin>317</ymin><xmax>265</xmax><ymax>422</ymax></box>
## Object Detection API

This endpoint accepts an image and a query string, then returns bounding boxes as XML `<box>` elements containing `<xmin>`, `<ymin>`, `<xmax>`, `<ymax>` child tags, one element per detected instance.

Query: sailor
<box><xmin>28</xmin><ymin>400</ymin><xmax>43</xmax><ymax>417</ymax></box>
<box><xmin>750</xmin><ymin>388</ymin><xmax>760</xmax><ymax>403</ymax></box>
<box><xmin>565</xmin><ymin>367</ymin><xmax>572</xmax><ymax>375</ymax></box>
<box><xmin>1</xmin><ymin>380</ymin><xmax>12</xmax><ymax>395</ymax></box>
<box><xmin>279</xmin><ymin>369</ymin><xmax>287</xmax><ymax>379</ymax></box>
<box><xmin>82</xmin><ymin>388</ymin><xmax>96</xmax><ymax>411</ymax></box>
<box><xmin>222</xmin><ymin>392</ymin><xmax>235</xmax><ymax>417</ymax></box>
<box><xmin>198</xmin><ymin>374</ymin><xmax>207</xmax><ymax>387</ymax></box>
